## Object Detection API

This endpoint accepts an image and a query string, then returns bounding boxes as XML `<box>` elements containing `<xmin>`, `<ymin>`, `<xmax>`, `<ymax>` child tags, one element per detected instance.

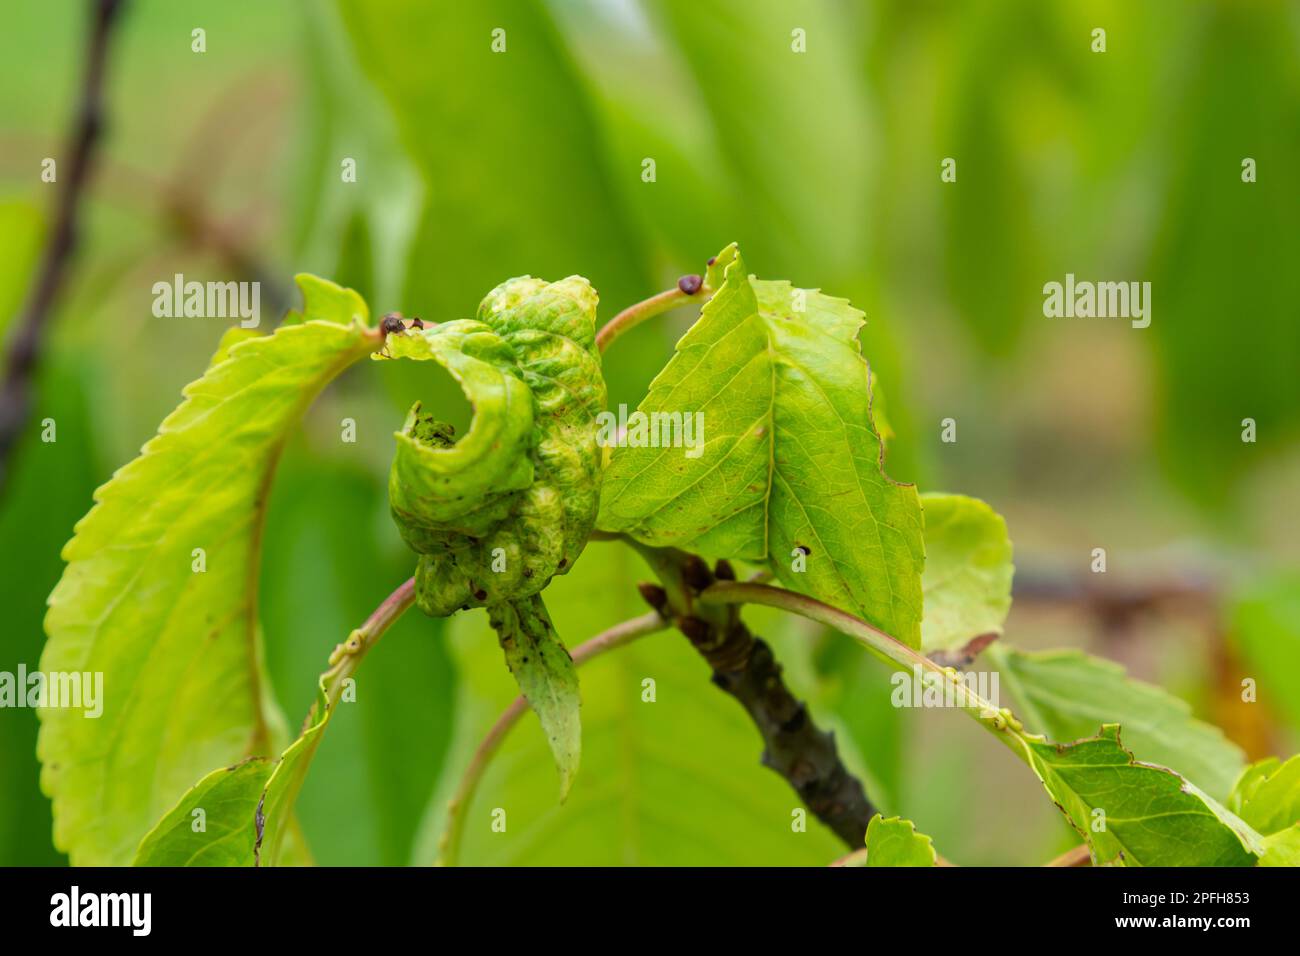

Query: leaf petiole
<box><xmin>322</xmin><ymin>576</ymin><xmax>417</xmax><ymax>705</ymax></box>
<box><xmin>595</xmin><ymin>277</ymin><xmax>712</xmax><ymax>353</ymax></box>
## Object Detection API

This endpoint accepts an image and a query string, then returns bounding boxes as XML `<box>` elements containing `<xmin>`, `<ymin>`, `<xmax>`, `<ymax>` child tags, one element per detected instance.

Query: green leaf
<box><xmin>995</xmin><ymin>647</ymin><xmax>1245</xmax><ymax>801</ymax></box>
<box><xmin>336</xmin><ymin>0</ymin><xmax>651</xmax><ymax>411</ymax></box>
<box><xmin>132</xmin><ymin>760</ymin><xmax>272</xmax><ymax>866</ymax></box>
<box><xmin>919</xmin><ymin>493</ymin><xmax>1013</xmax><ymax>657</ymax></box>
<box><xmin>490</xmin><ymin>595</ymin><xmax>581</xmax><ymax>800</ymax></box>
<box><xmin>38</xmin><ymin>276</ymin><xmax>378</xmax><ymax>865</ymax></box>
<box><xmin>738</xmin><ymin>570</ymin><xmax>1258</xmax><ymax>867</ymax></box>
<box><xmin>659</xmin><ymin>0</ymin><xmax>924</xmax><ymax>478</ymax></box>
<box><xmin>1228</xmin><ymin>755</ymin><xmax>1300</xmax><ymax>839</ymax></box>
<box><xmin>1227</xmin><ymin>753</ymin><xmax>1300</xmax><ymax>867</ymax></box>
<box><xmin>133</xmin><ymin>604</ymin><xmax>404</xmax><ymax>867</ymax></box>
<box><xmin>1022</xmin><ymin>725</ymin><xmax>1262</xmax><ymax>866</ymax></box>
<box><xmin>1259</xmin><ymin>828</ymin><xmax>1300</xmax><ymax>867</ymax></box>
<box><xmin>601</xmin><ymin>245</ymin><xmax>925</xmax><ymax>646</ymax></box>
<box><xmin>865</xmin><ymin>814</ymin><xmax>936</xmax><ymax>867</ymax></box>
<box><xmin>254</xmin><ymin>668</ymin><xmax>347</xmax><ymax>866</ymax></box>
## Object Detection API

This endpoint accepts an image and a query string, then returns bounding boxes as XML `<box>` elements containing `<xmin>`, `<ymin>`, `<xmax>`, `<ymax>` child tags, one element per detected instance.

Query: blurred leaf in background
<box><xmin>1147</xmin><ymin>3</ymin><xmax>1300</xmax><ymax>508</ymax></box>
<box><xmin>0</xmin><ymin>352</ymin><xmax>97</xmax><ymax>865</ymax></box>
<box><xmin>338</xmin><ymin>0</ymin><xmax>655</xmax><ymax>416</ymax></box>
<box><xmin>1231</xmin><ymin>572</ymin><xmax>1300</xmax><ymax>754</ymax></box>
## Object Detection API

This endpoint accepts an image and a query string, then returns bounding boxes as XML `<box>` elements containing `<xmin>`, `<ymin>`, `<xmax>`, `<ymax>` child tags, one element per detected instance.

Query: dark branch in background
<box><xmin>162</xmin><ymin>190</ymin><xmax>288</xmax><ymax>317</ymax></box>
<box><xmin>0</xmin><ymin>0</ymin><xmax>127</xmax><ymax>493</ymax></box>
<box><xmin>1012</xmin><ymin>567</ymin><xmax>1217</xmax><ymax>628</ymax></box>
<box><xmin>634</xmin><ymin>545</ymin><xmax>877</xmax><ymax>849</ymax></box>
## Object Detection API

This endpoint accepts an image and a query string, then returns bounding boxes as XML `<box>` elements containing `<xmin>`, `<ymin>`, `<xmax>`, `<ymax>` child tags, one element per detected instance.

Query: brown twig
<box><xmin>1012</xmin><ymin>568</ymin><xmax>1218</xmax><ymax>625</ymax></box>
<box><xmin>631</xmin><ymin>543</ymin><xmax>878</xmax><ymax>849</ymax></box>
<box><xmin>0</xmin><ymin>0</ymin><xmax>127</xmax><ymax>492</ymax></box>
<box><xmin>1044</xmin><ymin>844</ymin><xmax>1093</xmax><ymax>867</ymax></box>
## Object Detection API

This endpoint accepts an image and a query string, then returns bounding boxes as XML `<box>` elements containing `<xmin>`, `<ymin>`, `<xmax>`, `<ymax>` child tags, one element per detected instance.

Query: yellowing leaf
<box><xmin>39</xmin><ymin>277</ymin><xmax>378</xmax><ymax>865</ymax></box>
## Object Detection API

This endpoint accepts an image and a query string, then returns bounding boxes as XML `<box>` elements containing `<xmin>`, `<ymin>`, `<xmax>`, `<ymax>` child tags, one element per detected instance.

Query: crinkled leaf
<box><xmin>490</xmin><ymin>595</ymin><xmax>581</xmax><ymax>800</ymax></box>
<box><xmin>382</xmin><ymin>275</ymin><xmax>605</xmax><ymax>794</ymax></box>
<box><xmin>39</xmin><ymin>275</ymin><xmax>377</xmax><ymax>865</ymax></box>
<box><xmin>600</xmin><ymin>244</ymin><xmax>925</xmax><ymax>646</ymax></box>
<box><xmin>865</xmin><ymin>814</ymin><xmax>936</xmax><ymax>867</ymax></box>
<box><xmin>919</xmin><ymin>493</ymin><xmax>1013</xmax><ymax>657</ymax></box>
<box><xmin>996</xmin><ymin>647</ymin><xmax>1245</xmax><ymax>801</ymax></box>
<box><xmin>384</xmin><ymin>276</ymin><xmax>605</xmax><ymax>617</ymax></box>
<box><xmin>1022</xmin><ymin>725</ymin><xmax>1262</xmax><ymax>866</ymax></box>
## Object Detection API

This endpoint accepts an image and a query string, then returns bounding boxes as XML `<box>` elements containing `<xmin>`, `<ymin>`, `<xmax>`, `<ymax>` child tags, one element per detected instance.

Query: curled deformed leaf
<box><xmin>384</xmin><ymin>275</ymin><xmax>605</xmax><ymax>790</ymax></box>
<box><xmin>384</xmin><ymin>276</ymin><xmax>606</xmax><ymax>617</ymax></box>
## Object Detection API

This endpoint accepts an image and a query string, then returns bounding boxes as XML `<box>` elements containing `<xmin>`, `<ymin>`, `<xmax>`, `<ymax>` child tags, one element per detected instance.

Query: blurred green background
<box><xmin>2</xmin><ymin>0</ymin><xmax>1299</xmax><ymax>866</ymax></box>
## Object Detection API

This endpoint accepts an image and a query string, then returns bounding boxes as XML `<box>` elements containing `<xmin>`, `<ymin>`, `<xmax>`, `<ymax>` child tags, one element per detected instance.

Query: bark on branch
<box><xmin>0</xmin><ymin>0</ymin><xmax>126</xmax><ymax>492</ymax></box>
<box><xmin>636</xmin><ymin>547</ymin><xmax>876</xmax><ymax>849</ymax></box>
